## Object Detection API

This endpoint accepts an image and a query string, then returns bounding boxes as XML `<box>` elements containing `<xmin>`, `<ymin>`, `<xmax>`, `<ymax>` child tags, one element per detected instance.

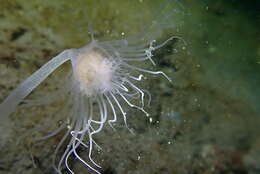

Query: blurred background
<box><xmin>0</xmin><ymin>0</ymin><xmax>259</xmax><ymax>174</ymax></box>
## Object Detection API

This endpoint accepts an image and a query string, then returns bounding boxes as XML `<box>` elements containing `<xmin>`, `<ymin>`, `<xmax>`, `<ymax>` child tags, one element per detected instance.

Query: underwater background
<box><xmin>0</xmin><ymin>0</ymin><xmax>259</xmax><ymax>174</ymax></box>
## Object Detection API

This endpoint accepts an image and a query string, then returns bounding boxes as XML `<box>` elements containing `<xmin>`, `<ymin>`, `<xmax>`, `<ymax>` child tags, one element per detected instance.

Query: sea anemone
<box><xmin>0</xmin><ymin>1</ymin><xmax>183</xmax><ymax>173</ymax></box>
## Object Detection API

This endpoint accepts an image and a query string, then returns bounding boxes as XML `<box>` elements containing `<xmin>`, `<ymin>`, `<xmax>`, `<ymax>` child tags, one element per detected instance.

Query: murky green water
<box><xmin>0</xmin><ymin>0</ymin><xmax>259</xmax><ymax>174</ymax></box>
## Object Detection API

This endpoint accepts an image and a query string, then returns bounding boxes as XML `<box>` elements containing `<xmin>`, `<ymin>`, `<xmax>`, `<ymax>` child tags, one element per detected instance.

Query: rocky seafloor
<box><xmin>0</xmin><ymin>0</ymin><xmax>259</xmax><ymax>174</ymax></box>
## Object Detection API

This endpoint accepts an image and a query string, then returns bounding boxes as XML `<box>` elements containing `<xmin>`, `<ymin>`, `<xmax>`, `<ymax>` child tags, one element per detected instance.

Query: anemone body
<box><xmin>0</xmin><ymin>1</ymin><xmax>181</xmax><ymax>173</ymax></box>
<box><xmin>72</xmin><ymin>44</ymin><xmax>115</xmax><ymax>96</ymax></box>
